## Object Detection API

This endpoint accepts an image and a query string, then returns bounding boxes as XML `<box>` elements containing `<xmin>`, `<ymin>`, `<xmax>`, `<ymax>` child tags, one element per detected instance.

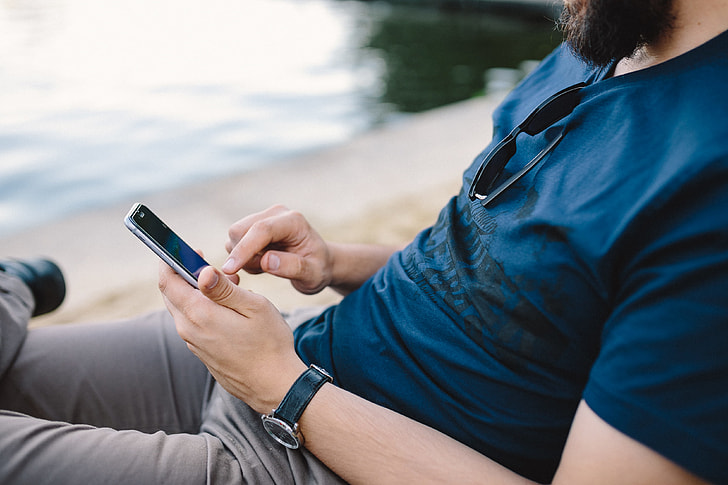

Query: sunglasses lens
<box><xmin>472</xmin><ymin>139</ymin><xmax>516</xmax><ymax>195</ymax></box>
<box><xmin>523</xmin><ymin>87</ymin><xmax>582</xmax><ymax>135</ymax></box>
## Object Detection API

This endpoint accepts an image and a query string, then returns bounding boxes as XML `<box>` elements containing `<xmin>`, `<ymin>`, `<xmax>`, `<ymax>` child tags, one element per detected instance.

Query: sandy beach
<box><xmin>0</xmin><ymin>93</ymin><xmax>502</xmax><ymax>327</ymax></box>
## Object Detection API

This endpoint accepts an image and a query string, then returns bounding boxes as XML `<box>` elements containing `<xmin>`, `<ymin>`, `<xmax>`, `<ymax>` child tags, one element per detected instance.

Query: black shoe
<box><xmin>0</xmin><ymin>258</ymin><xmax>66</xmax><ymax>317</ymax></box>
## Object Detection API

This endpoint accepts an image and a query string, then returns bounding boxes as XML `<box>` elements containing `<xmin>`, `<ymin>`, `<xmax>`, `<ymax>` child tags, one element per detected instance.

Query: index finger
<box><xmin>226</xmin><ymin>205</ymin><xmax>291</xmax><ymax>247</ymax></box>
<box><xmin>223</xmin><ymin>210</ymin><xmax>300</xmax><ymax>275</ymax></box>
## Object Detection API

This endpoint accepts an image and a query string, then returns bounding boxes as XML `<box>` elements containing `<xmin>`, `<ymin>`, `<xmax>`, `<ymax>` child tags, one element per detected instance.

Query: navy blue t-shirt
<box><xmin>295</xmin><ymin>31</ymin><xmax>728</xmax><ymax>483</ymax></box>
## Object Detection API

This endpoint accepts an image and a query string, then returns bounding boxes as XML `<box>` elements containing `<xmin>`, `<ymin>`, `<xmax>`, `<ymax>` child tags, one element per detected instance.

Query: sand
<box><xmin>0</xmin><ymin>94</ymin><xmax>502</xmax><ymax>327</ymax></box>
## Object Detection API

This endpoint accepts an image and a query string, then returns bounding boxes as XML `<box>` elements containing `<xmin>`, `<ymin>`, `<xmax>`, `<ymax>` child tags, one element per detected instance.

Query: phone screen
<box><xmin>125</xmin><ymin>203</ymin><xmax>209</xmax><ymax>286</ymax></box>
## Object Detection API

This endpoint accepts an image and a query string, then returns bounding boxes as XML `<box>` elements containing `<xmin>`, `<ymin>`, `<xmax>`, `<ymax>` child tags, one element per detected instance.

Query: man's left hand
<box><xmin>159</xmin><ymin>263</ymin><xmax>307</xmax><ymax>413</ymax></box>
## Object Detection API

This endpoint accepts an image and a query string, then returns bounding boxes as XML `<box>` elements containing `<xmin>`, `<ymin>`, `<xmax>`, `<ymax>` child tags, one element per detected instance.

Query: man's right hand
<box><xmin>222</xmin><ymin>205</ymin><xmax>335</xmax><ymax>295</ymax></box>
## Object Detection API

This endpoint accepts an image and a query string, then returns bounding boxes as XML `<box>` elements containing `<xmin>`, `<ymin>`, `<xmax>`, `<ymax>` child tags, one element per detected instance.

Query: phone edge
<box><xmin>124</xmin><ymin>204</ymin><xmax>202</xmax><ymax>289</ymax></box>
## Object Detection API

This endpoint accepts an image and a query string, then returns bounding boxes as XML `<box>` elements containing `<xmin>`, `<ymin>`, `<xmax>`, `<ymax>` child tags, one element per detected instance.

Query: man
<box><xmin>1</xmin><ymin>0</ymin><xmax>727</xmax><ymax>483</ymax></box>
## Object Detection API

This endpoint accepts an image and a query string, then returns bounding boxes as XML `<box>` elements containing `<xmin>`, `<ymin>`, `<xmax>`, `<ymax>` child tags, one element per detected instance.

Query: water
<box><xmin>0</xmin><ymin>0</ymin><xmax>561</xmax><ymax>237</ymax></box>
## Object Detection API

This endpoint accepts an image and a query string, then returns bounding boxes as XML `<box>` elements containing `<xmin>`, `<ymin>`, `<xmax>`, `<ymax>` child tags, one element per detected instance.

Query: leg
<box><xmin>0</xmin><ymin>273</ymin><xmax>33</xmax><ymax>380</ymax></box>
<box><xmin>0</xmin><ymin>277</ymin><xmax>343</xmax><ymax>484</ymax></box>
<box><xmin>201</xmin><ymin>382</ymin><xmax>347</xmax><ymax>485</ymax></box>
<box><xmin>0</xmin><ymin>257</ymin><xmax>67</xmax><ymax>379</ymax></box>
<box><xmin>0</xmin><ymin>310</ymin><xmax>209</xmax><ymax>433</ymax></box>
<box><xmin>0</xmin><ymin>309</ymin><xmax>241</xmax><ymax>484</ymax></box>
<box><xmin>0</xmin><ymin>410</ymin><xmax>237</xmax><ymax>484</ymax></box>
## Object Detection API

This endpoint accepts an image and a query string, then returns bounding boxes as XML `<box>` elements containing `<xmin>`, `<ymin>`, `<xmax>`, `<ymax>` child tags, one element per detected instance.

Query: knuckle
<box><xmin>180</xmin><ymin>299</ymin><xmax>203</xmax><ymax>323</ymax></box>
<box><xmin>250</xmin><ymin>218</ymin><xmax>274</xmax><ymax>237</ymax></box>
<box><xmin>228</xmin><ymin>222</ymin><xmax>243</xmax><ymax>241</ymax></box>
<box><xmin>158</xmin><ymin>272</ymin><xmax>169</xmax><ymax>294</ymax></box>
<box><xmin>287</xmin><ymin>209</ymin><xmax>304</xmax><ymax>222</ymax></box>
<box><xmin>215</xmin><ymin>281</ymin><xmax>238</xmax><ymax>304</ymax></box>
<box><xmin>185</xmin><ymin>342</ymin><xmax>197</xmax><ymax>355</ymax></box>
<box><xmin>269</xmin><ymin>203</ymin><xmax>289</xmax><ymax>213</ymax></box>
<box><xmin>293</xmin><ymin>254</ymin><xmax>307</xmax><ymax>276</ymax></box>
<box><xmin>247</xmin><ymin>291</ymin><xmax>270</xmax><ymax>311</ymax></box>
<box><xmin>175</xmin><ymin>322</ymin><xmax>192</xmax><ymax>342</ymax></box>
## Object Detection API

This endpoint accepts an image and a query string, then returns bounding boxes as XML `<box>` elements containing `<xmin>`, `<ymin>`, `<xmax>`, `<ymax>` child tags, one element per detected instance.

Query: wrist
<box><xmin>261</xmin><ymin>364</ymin><xmax>333</xmax><ymax>449</ymax></box>
<box><xmin>260</xmin><ymin>359</ymin><xmax>308</xmax><ymax>413</ymax></box>
<box><xmin>328</xmin><ymin>242</ymin><xmax>400</xmax><ymax>295</ymax></box>
<box><xmin>326</xmin><ymin>242</ymin><xmax>349</xmax><ymax>291</ymax></box>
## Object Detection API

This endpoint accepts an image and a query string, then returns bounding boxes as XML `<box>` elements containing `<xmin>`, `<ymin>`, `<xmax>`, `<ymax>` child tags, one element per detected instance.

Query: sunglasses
<box><xmin>468</xmin><ymin>82</ymin><xmax>586</xmax><ymax>207</ymax></box>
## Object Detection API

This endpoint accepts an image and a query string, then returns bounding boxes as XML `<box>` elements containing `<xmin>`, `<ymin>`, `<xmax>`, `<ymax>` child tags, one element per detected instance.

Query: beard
<box><xmin>557</xmin><ymin>0</ymin><xmax>676</xmax><ymax>67</ymax></box>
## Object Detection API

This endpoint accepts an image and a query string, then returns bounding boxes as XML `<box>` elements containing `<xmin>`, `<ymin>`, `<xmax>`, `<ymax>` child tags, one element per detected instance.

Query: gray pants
<box><xmin>0</xmin><ymin>273</ymin><xmax>345</xmax><ymax>484</ymax></box>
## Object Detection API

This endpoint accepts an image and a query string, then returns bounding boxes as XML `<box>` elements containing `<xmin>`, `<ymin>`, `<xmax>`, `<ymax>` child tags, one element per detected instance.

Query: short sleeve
<box><xmin>583</xmin><ymin>159</ymin><xmax>728</xmax><ymax>484</ymax></box>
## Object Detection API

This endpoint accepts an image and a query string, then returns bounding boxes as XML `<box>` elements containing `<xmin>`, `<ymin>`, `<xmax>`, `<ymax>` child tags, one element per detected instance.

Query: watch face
<box><xmin>262</xmin><ymin>416</ymin><xmax>301</xmax><ymax>449</ymax></box>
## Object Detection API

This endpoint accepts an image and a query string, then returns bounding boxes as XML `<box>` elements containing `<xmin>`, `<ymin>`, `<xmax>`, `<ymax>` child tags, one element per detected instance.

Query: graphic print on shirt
<box><xmin>403</xmin><ymin>187</ymin><xmax>569</xmax><ymax>372</ymax></box>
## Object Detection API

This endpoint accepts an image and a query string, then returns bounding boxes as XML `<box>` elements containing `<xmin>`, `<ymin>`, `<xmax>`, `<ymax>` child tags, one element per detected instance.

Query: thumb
<box><xmin>262</xmin><ymin>250</ymin><xmax>307</xmax><ymax>281</ymax></box>
<box><xmin>262</xmin><ymin>251</ymin><xmax>326</xmax><ymax>295</ymax></box>
<box><xmin>198</xmin><ymin>266</ymin><xmax>246</xmax><ymax>313</ymax></box>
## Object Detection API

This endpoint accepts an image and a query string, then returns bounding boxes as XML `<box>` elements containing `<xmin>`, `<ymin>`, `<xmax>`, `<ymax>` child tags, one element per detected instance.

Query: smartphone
<box><xmin>124</xmin><ymin>203</ymin><xmax>209</xmax><ymax>288</ymax></box>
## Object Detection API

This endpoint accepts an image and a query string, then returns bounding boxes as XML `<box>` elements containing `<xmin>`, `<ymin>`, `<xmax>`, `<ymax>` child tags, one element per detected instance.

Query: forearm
<box><xmin>327</xmin><ymin>242</ymin><xmax>402</xmax><ymax>295</ymax></box>
<box><xmin>166</xmin><ymin>264</ymin><xmax>710</xmax><ymax>485</ymax></box>
<box><xmin>299</xmin><ymin>384</ymin><xmax>538</xmax><ymax>485</ymax></box>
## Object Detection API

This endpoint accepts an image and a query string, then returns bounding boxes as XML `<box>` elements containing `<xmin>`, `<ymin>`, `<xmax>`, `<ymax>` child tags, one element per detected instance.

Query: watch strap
<box><xmin>274</xmin><ymin>364</ymin><xmax>332</xmax><ymax>426</ymax></box>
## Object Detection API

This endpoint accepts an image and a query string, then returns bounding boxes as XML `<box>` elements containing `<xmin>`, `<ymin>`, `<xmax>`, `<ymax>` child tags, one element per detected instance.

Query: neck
<box><xmin>614</xmin><ymin>0</ymin><xmax>728</xmax><ymax>76</ymax></box>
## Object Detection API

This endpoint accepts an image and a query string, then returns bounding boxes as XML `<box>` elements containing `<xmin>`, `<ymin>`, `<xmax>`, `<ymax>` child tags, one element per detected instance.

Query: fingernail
<box><xmin>222</xmin><ymin>258</ymin><xmax>237</xmax><ymax>273</ymax></box>
<box><xmin>205</xmin><ymin>270</ymin><xmax>220</xmax><ymax>289</ymax></box>
<box><xmin>268</xmin><ymin>254</ymin><xmax>280</xmax><ymax>271</ymax></box>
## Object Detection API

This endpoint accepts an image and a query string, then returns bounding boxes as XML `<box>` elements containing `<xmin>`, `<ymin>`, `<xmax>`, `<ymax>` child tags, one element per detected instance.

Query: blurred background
<box><xmin>0</xmin><ymin>0</ymin><xmax>562</xmax><ymax>238</ymax></box>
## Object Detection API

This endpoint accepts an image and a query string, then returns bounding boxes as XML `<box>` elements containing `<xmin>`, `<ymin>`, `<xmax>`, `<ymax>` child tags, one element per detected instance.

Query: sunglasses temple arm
<box><xmin>480</xmin><ymin>133</ymin><xmax>565</xmax><ymax>207</ymax></box>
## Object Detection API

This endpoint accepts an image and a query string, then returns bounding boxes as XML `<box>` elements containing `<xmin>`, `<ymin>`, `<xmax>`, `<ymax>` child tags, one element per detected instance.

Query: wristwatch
<box><xmin>261</xmin><ymin>364</ymin><xmax>333</xmax><ymax>449</ymax></box>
